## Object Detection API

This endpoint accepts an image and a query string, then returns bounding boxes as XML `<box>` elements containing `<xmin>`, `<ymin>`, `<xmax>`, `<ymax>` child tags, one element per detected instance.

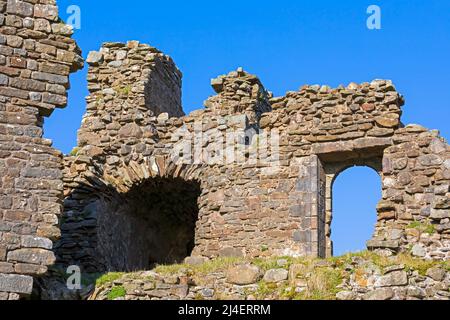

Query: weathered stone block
<box><xmin>336</xmin><ymin>291</ymin><xmax>356</xmax><ymax>300</ymax></box>
<box><xmin>6</xmin><ymin>0</ymin><xmax>34</xmax><ymax>17</ymax></box>
<box><xmin>430</xmin><ymin>209</ymin><xmax>449</xmax><ymax>220</ymax></box>
<box><xmin>353</xmin><ymin>137</ymin><xmax>392</xmax><ymax>150</ymax></box>
<box><xmin>375</xmin><ymin>271</ymin><xmax>408</xmax><ymax>287</ymax></box>
<box><xmin>34</xmin><ymin>4</ymin><xmax>58</xmax><ymax>21</ymax></box>
<box><xmin>312</xmin><ymin>141</ymin><xmax>353</xmax><ymax>154</ymax></box>
<box><xmin>418</xmin><ymin>154</ymin><xmax>443</xmax><ymax>167</ymax></box>
<box><xmin>0</xmin><ymin>273</ymin><xmax>33</xmax><ymax>294</ymax></box>
<box><xmin>0</xmin><ymin>73</ymin><xmax>8</xmax><ymax>85</ymax></box>
<box><xmin>184</xmin><ymin>256</ymin><xmax>209</xmax><ymax>266</ymax></box>
<box><xmin>0</xmin><ymin>86</ymin><xmax>29</xmax><ymax>99</ymax></box>
<box><xmin>218</xmin><ymin>247</ymin><xmax>244</xmax><ymax>258</ymax></box>
<box><xmin>20</xmin><ymin>236</ymin><xmax>53</xmax><ymax>250</ymax></box>
<box><xmin>363</xmin><ymin>288</ymin><xmax>394</xmax><ymax>300</ymax></box>
<box><xmin>42</xmin><ymin>92</ymin><xmax>67</xmax><ymax>106</ymax></box>
<box><xmin>293</xmin><ymin>230</ymin><xmax>311</xmax><ymax>243</ymax></box>
<box><xmin>426</xmin><ymin>267</ymin><xmax>446</xmax><ymax>282</ymax></box>
<box><xmin>7</xmin><ymin>248</ymin><xmax>55</xmax><ymax>266</ymax></box>
<box><xmin>366</xmin><ymin>239</ymin><xmax>399</xmax><ymax>250</ymax></box>
<box><xmin>375</xmin><ymin>116</ymin><xmax>399</xmax><ymax>128</ymax></box>
<box><xmin>263</xmin><ymin>269</ymin><xmax>288</xmax><ymax>283</ymax></box>
<box><xmin>119</xmin><ymin>123</ymin><xmax>143</xmax><ymax>138</ymax></box>
<box><xmin>9</xmin><ymin>56</ymin><xmax>26</xmax><ymax>68</ymax></box>
<box><xmin>0</xmin><ymin>247</ymin><xmax>6</xmax><ymax>261</ymax></box>
<box><xmin>39</xmin><ymin>62</ymin><xmax>70</xmax><ymax>75</ymax></box>
<box><xmin>31</xmin><ymin>71</ymin><xmax>68</xmax><ymax>85</ymax></box>
<box><xmin>0</xmin><ymin>262</ymin><xmax>14</xmax><ymax>273</ymax></box>
<box><xmin>227</xmin><ymin>264</ymin><xmax>262</xmax><ymax>285</ymax></box>
<box><xmin>411</xmin><ymin>244</ymin><xmax>426</xmax><ymax>258</ymax></box>
<box><xmin>14</xmin><ymin>263</ymin><xmax>47</xmax><ymax>275</ymax></box>
<box><xmin>9</xmin><ymin>77</ymin><xmax>46</xmax><ymax>91</ymax></box>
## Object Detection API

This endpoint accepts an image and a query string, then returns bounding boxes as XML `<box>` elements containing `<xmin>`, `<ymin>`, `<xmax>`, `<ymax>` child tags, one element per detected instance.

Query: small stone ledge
<box><xmin>312</xmin><ymin>137</ymin><xmax>393</xmax><ymax>160</ymax></box>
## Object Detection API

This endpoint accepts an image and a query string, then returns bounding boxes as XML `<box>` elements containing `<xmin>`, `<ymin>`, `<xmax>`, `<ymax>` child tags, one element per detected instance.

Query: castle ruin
<box><xmin>0</xmin><ymin>1</ymin><xmax>449</xmax><ymax>300</ymax></box>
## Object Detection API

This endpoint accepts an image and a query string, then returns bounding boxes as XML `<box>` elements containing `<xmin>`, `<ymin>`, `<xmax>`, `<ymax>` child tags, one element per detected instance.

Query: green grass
<box><xmin>96</xmin><ymin>272</ymin><xmax>125</xmax><ymax>287</ymax></box>
<box><xmin>394</xmin><ymin>254</ymin><xmax>444</xmax><ymax>276</ymax></box>
<box><xmin>69</xmin><ymin>147</ymin><xmax>80</xmax><ymax>156</ymax></box>
<box><xmin>248</xmin><ymin>257</ymin><xmax>284</xmax><ymax>271</ymax></box>
<box><xmin>425</xmin><ymin>225</ymin><xmax>436</xmax><ymax>234</ymax></box>
<box><xmin>255</xmin><ymin>281</ymin><xmax>279</xmax><ymax>299</ymax></box>
<box><xmin>93</xmin><ymin>251</ymin><xmax>448</xmax><ymax>300</ymax></box>
<box><xmin>331</xmin><ymin>250</ymin><xmax>445</xmax><ymax>276</ymax></box>
<box><xmin>107</xmin><ymin>286</ymin><xmax>126</xmax><ymax>300</ymax></box>
<box><xmin>116</xmin><ymin>85</ymin><xmax>132</xmax><ymax>96</ymax></box>
<box><xmin>154</xmin><ymin>257</ymin><xmax>243</xmax><ymax>275</ymax></box>
<box><xmin>253</xmin><ymin>265</ymin><xmax>343</xmax><ymax>300</ymax></box>
<box><xmin>302</xmin><ymin>267</ymin><xmax>343</xmax><ymax>300</ymax></box>
<box><xmin>153</xmin><ymin>250</ymin><xmax>443</xmax><ymax>279</ymax></box>
<box><xmin>407</xmin><ymin>221</ymin><xmax>436</xmax><ymax>235</ymax></box>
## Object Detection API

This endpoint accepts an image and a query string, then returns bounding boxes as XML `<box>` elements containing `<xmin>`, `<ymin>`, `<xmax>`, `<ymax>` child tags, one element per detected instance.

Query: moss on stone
<box><xmin>116</xmin><ymin>85</ymin><xmax>132</xmax><ymax>96</ymax></box>
<box><xmin>96</xmin><ymin>272</ymin><xmax>125</xmax><ymax>287</ymax></box>
<box><xmin>107</xmin><ymin>286</ymin><xmax>126</xmax><ymax>300</ymax></box>
<box><xmin>407</xmin><ymin>221</ymin><xmax>436</xmax><ymax>235</ymax></box>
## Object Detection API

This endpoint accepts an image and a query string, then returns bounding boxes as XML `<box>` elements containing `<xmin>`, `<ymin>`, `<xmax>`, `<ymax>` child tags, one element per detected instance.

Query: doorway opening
<box><xmin>329</xmin><ymin>166</ymin><xmax>381</xmax><ymax>256</ymax></box>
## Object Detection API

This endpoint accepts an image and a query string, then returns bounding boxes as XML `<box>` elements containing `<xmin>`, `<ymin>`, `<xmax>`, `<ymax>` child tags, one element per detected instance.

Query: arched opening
<box><xmin>96</xmin><ymin>177</ymin><xmax>201</xmax><ymax>272</ymax></box>
<box><xmin>330</xmin><ymin>166</ymin><xmax>381</xmax><ymax>256</ymax></box>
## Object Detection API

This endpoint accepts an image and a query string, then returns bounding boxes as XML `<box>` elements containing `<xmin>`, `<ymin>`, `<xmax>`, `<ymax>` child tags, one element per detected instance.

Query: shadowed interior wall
<box><xmin>95</xmin><ymin>177</ymin><xmax>201</xmax><ymax>272</ymax></box>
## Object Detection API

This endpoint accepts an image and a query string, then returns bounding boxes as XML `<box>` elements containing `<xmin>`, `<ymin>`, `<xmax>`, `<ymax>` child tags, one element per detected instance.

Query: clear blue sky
<box><xmin>48</xmin><ymin>0</ymin><xmax>450</xmax><ymax>256</ymax></box>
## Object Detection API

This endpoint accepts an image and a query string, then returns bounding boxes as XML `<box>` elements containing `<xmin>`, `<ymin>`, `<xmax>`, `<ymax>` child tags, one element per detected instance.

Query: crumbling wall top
<box><xmin>205</xmin><ymin>68</ymin><xmax>272</xmax><ymax>125</ymax></box>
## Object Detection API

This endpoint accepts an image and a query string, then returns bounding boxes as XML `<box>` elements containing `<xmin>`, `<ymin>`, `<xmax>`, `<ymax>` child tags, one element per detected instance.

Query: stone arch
<box><xmin>329</xmin><ymin>161</ymin><xmax>382</xmax><ymax>189</ymax></box>
<box><xmin>59</xmin><ymin>154</ymin><xmax>211</xmax><ymax>273</ymax></box>
<box><xmin>102</xmin><ymin>156</ymin><xmax>206</xmax><ymax>193</ymax></box>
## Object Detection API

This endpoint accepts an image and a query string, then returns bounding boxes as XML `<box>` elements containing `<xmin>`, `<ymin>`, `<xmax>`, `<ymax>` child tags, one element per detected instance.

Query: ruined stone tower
<box><xmin>0</xmin><ymin>0</ymin><xmax>83</xmax><ymax>299</ymax></box>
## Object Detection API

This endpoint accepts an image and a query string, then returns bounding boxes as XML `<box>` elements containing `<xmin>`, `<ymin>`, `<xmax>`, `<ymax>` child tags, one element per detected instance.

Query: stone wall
<box><xmin>0</xmin><ymin>0</ymin><xmax>82</xmax><ymax>299</ymax></box>
<box><xmin>368</xmin><ymin>125</ymin><xmax>450</xmax><ymax>259</ymax></box>
<box><xmin>260</xmin><ymin>80</ymin><xmax>403</xmax><ymax>160</ymax></box>
<box><xmin>58</xmin><ymin>46</ymin><xmax>308</xmax><ymax>274</ymax></box>
<box><xmin>88</xmin><ymin>253</ymin><xmax>450</xmax><ymax>301</ymax></box>
<box><xmin>0</xmin><ymin>7</ymin><xmax>448</xmax><ymax>299</ymax></box>
<box><xmin>260</xmin><ymin>80</ymin><xmax>405</xmax><ymax>258</ymax></box>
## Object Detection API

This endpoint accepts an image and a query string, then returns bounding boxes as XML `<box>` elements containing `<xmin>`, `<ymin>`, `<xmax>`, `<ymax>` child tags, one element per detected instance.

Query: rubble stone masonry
<box><xmin>58</xmin><ymin>41</ymin><xmax>449</xmax><ymax>278</ymax></box>
<box><xmin>0</xmin><ymin>0</ymin><xmax>82</xmax><ymax>299</ymax></box>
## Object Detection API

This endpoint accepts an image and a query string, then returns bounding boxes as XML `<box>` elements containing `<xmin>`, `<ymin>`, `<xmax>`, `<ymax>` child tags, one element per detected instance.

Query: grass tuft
<box><xmin>69</xmin><ymin>147</ymin><xmax>80</xmax><ymax>156</ymax></box>
<box><xmin>107</xmin><ymin>286</ymin><xmax>126</xmax><ymax>300</ymax></box>
<box><xmin>407</xmin><ymin>221</ymin><xmax>436</xmax><ymax>234</ymax></box>
<box><xmin>155</xmin><ymin>257</ymin><xmax>243</xmax><ymax>275</ymax></box>
<box><xmin>96</xmin><ymin>272</ymin><xmax>125</xmax><ymax>287</ymax></box>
